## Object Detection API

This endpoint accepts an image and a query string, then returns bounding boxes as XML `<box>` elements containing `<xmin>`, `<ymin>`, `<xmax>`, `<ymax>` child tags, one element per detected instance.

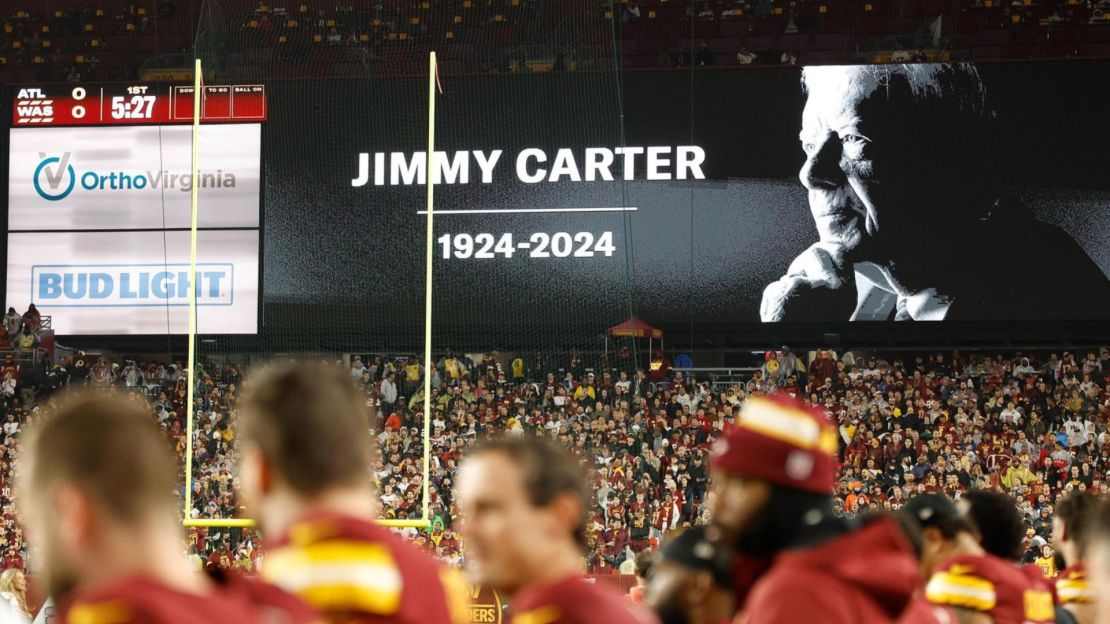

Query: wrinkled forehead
<box><xmin>803</xmin><ymin>66</ymin><xmax>885</xmax><ymax>102</ymax></box>
<box><xmin>800</xmin><ymin>66</ymin><xmax>893</xmax><ymax>132</ymax></box>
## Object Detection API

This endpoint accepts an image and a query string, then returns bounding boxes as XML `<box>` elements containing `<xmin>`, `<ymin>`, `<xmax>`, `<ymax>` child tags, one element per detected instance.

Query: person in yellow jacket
<box><xmin>1001</xmin><ymin>459</ymin><xmax>1037</xmax><ymax>490</ymax></box>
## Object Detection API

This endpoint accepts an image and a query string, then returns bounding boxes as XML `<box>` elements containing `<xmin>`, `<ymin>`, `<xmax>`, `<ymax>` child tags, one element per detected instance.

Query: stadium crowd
<box><xmin>5</xmin><ymin>0</ymin><xmax>1110</xmax><ymax>82</ymax></box>
<box><xmin>0</xmin><ymin>345</ymin><xmax>1106</xmax><ymax>580</ymax></box>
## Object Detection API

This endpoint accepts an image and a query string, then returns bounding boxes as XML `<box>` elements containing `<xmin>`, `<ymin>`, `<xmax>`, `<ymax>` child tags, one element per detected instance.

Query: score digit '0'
<box><xmin>71</xmin><ymin>87</ymin><xmax>87</xmax><ymax>119</ymax></box>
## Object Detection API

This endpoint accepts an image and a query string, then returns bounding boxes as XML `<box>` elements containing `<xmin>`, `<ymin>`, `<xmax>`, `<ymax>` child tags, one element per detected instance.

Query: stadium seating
<box><xmin>2</xmin><ymin>0</ymin><xmax>1110</xmax><ymax>82</ymax></box>
<box><xmin>0</xmin><ymin>346</ymin><xmax>1105</xmax><ymax>573</ymax></box>
<box><xmin>1</xmin><ymin>0</ymin><xmax>1109</xmax><ymax>587</ymax></box>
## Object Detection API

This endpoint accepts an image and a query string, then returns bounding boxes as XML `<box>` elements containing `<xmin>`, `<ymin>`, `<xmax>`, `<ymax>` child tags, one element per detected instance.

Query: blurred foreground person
<box><xmin>237</xmin><ymin>361</ymin><xmax>468</xmax><ymax>624</ymax></box>
<box><xmin>17</xmin><ymin>392</ymin><xmax>319</xmax><ymax>624</ymax></box>
<box><xmin>1052</xmin><ymin>492</ymin><xmax>1097</xmax><ymax>624</ymax></box>
<box><xmin>964</xmin><ymin>490</ymin><xmax>1062</xmax><ymax>623</ymax></box>
<box><xmin>1086</xmin><ymin>500</ymin><xmax>1110</xmax><ymax>624</ymax></box>
<box><xmin>960</xmin><ymin>490</ymin><xmax>1037</xmax><ymax>566</ymax></box>
<box><xmin>628</xmin><ymin>551</ymin><xmax>655</xmax><ymax>606</ymax></box>
<box><xmin>646</xmin><ymin>527</ymin><xmax>733</xmax><ymax>624</ymax></box>
<box><xmin>457</xmin><ymin>436</ymin><xmax>657</xmax><ymax>624</ymax></box>
<box><xmin>904</xmin><ymin>493</ymin><xmax>1054</xmax><ymax>624</ymax></box>
<box><xmin>708</xmin><ymin>394</ymin><xmax>935</xmax><ymax>623</ymax></box>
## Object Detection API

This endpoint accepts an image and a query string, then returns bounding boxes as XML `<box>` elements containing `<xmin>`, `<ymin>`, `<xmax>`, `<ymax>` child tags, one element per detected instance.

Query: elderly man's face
<box><xmin>799</xmin><ymin>67</ymin><xmax>918</xmax><ymax>255</ymax></box>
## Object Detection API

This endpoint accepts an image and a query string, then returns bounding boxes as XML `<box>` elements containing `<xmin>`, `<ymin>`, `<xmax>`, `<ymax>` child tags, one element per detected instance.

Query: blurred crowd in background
<box><xmin>4</xmin><ymin>0</ymin><xmax>1110</xmax><ymax>82</ymax></box>
<box><xmin>0</xmin><ymin>345</ymin><xmax>1105</xmax><ymax>577</ymax></box>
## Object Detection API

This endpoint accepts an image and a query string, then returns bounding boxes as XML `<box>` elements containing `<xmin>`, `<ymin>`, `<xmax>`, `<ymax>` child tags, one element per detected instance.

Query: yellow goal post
<box><xmin>182</xmin><ymin>53</ymin><xmax>439</xmax><ymax>531</ymax></box>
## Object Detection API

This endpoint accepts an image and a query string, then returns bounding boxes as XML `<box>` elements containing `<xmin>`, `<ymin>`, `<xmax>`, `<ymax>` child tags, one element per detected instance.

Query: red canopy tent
<box><xmin>605</xmin><ymin>316</ymin><xmax>663</xmax><ymax>358</ymax></box>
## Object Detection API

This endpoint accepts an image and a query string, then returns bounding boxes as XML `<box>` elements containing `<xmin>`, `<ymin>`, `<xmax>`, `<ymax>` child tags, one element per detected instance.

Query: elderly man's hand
<box><xmin>760</xmin><ymin>243</ymin><xmax>857</xmax><ymax>322</ymax></box>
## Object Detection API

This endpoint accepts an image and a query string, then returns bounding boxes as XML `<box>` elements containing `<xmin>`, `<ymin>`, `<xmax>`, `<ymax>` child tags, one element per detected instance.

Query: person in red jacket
<box><xmin>456</xmin><ymin>436</ymin><xmax>658</xmax><ymax>624</ymax></box>
<box><xmin>708</xmin><ymin>394</ymin><xmax>941</xmax><ymax>623</ymax></box>
<box><xmin>236</xmin><ymin>361</ymin><xmax>469</xmax><ymax>624</ymax></box>
<box><xmin>903</xmin><ymin>493</ymin><xmax>1055</xmax><ymax>624</ymax></box>
<box><xmin>16</xmin><ymin>392</ymin><xmax>320</xmax><ymax>624</ymax></box>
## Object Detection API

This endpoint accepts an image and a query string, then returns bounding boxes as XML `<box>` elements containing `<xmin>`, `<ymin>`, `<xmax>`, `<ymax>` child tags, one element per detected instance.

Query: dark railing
<box><xmin>671</xmin><ymin>367</ymin><xmax>761</xmax><ymax>391</ymax></box>
<box><xmin>0</xmin><ymin>346</ymin><xmax>51</xmax><ymax>366</ymax></box>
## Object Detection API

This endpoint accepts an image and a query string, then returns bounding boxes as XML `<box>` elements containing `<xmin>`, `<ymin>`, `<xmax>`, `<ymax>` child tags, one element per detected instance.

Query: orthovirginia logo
<box><xmin>31</xmin><ymin>152</ymin><xmax>238</xmax><ymax>202</ymax></box>
<box><xmin>34</xmin><ymin>152</ymin><xmax>76</xmax><ymax>201</ymax></box>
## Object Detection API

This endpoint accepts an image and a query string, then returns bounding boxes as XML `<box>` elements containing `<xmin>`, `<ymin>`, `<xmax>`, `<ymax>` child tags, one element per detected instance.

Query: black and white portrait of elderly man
<box><xmin>761</xmin><ymin>64</ymin><xmax>1110</xmax><ymax>322</ymax></box>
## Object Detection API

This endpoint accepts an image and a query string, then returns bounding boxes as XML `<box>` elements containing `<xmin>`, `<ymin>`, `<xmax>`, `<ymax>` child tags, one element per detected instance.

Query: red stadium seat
<box><xmin>855</xmin><ymin>14</ymin><xmax>891</xmax><ymax>36</ymax></box>
<box><xmin>970</xmin><ymin>43</ymin><xmax>1006</xmax><ymax>58</ymax></box>
<box><xmin>1042</xmin><ymin>42</ymin><xmax>1078</xmax><ymax>58</ymax></box>
<box><xmin>742</xmin><ymin>34</ymin><xmax>777</xmax><ymax>49</ymax></box>
<box><xmin>718</xmin><ymin>20</ymin><xmax>751</xmax><ymax>36</ymax></box>
<box><xmin>980</xmin><ymin>27</ymin><xmax>1013</xmax><ymax>44</ymax></box>
<box><xmin>779</xmin><ymin>33</ymin><xmax>812</xmax><ymax>51</ymax></box>
<box><xmin>690</xmin><ymin>20</ymin><xmax>718</xmax><ymax>39</ymax></box>
<box><xmin>1006</xmin><ymin>43</ymin><xmax>1039</xmax><ymax>58</ymax></box>
<box><xmin>812</xmin><ymin>32</ymin><xmax>849</xmax><ymax>51</ymax></box>
<box><xmin>1045</xmin><ymin>23</ymin><xmax>1081</xmax><ymax>43</ymax></box>
<box><xmin>1080</xmin><ymin>40</ymin><xmax>1110</xmax><ymax>55</ymax></box>
<box><xmin>800</xmin><ymin>49</ymin><xmax>841</xmax><ymax>64</ymax></box>
<box><xmin>1012</xmin><ymin>26</ymin><xmax>1046</xmax><ymax>45</ymax></box>
<box><xmin>1086</xmin><ymin>25</ymin><xmax>1110</xmax><ymax>42</ymax></box>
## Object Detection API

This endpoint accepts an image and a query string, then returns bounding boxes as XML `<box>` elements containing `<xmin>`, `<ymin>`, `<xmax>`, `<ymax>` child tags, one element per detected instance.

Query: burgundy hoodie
<box><xmin>736</xmin><ymin>517</ymin><xmax>946</xmax><ymax>624</ymax></box>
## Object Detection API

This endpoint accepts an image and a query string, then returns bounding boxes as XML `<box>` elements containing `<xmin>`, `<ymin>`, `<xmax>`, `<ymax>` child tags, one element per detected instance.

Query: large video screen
<box><xmin>5</xmin><ymin>122</ymin><xmax>261</xmax><ymax>334</ymax></box>
<box><xmin>257</xmin><ymin>61</ymin><xmax>1110</xmax><ymax>330</ymax></box>
<box><xmin>5</xmin><ymin>63</ymin><xmax>1108</xmax><ymax>340</ymax></box>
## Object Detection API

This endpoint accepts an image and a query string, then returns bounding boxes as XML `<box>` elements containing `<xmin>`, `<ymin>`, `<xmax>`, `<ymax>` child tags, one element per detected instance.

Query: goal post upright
<box><xmin>182</xmin><ymin>52</ymin><xmax>438</xmax><ymax>532</ymax></box>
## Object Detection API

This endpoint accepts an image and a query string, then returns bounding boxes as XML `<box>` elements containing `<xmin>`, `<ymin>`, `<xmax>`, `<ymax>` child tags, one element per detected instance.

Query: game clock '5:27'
<box><xmin>110</xmin><ymin>94</ymin><xmax>157</xmax><ymax>119</ymax></box>
<box><xmin>437</xmin><ymin>232</ymin><xmax>616</xmax><ymax>259</ymax></box>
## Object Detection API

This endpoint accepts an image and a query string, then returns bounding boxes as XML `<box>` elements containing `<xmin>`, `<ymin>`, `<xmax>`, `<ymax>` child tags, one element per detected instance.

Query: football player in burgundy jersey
<box><xmin>963</xmin><ymin>490</ymin><xmax>1065</xmax><ymax>624</ymax></box>
<box><xmin>236</xmin><ymin>361</ymin><xmax>469</xmax><ymax>624</ymax></box>
<box><xmin>16</xmin><ymin>392</ymin><xmax>320</xmax><ymax>624</ymax></box>
<box><xmin>1051</xmin><ymin>492</ymin><xmax>1097</xmax><ymax>624</ymax></box>
<box><xmin>904</xmin><ymin>493</ymin><xmax>1055</xmax><ymax>624</ymax></box>
<box><xmin>457</xmin><ymin>436</ymin><xmax>658</xmax><ymax>624</ymax></box>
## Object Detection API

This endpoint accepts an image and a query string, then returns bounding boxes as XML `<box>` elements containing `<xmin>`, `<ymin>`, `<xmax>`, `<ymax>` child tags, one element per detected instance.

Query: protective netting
<box><xmin>186</xmin><ymin>0</ymin><xmax>632</xmax><ymax>538</ymax></box>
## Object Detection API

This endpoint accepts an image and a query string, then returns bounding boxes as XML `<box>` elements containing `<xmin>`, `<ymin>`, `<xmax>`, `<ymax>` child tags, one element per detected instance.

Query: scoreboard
<box><xmin>12</xmin><ymin>83</ymin><xmax>266</xmax><ymax>126</ymax></box>
<box><xmin>6</xmin><ymin>81</ymin><xmax>265</xmax><ymax>335</ymax></box>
